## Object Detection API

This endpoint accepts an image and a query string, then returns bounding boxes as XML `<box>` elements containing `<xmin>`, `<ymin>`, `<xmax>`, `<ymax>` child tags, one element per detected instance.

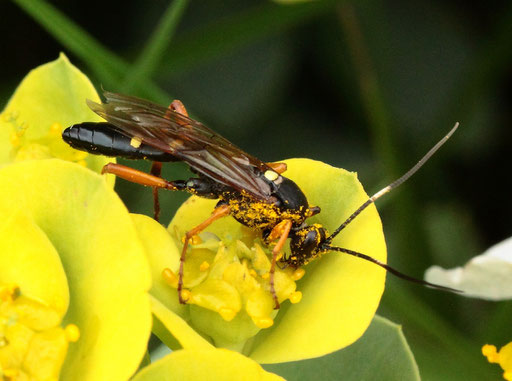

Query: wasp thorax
<box><xmin>288</xmin><ymin>224</ymin><xmax>328</xmax><ymax>267</ymax></box>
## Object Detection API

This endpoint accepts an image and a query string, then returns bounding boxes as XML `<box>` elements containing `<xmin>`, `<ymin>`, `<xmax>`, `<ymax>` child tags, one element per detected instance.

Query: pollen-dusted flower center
<box><xmin>0</xmin><ymin>283</ymin><xmax>79</xmax><ymax>380</ymax></box>
<box><xmin>163</xmin><ymin>233</ymin><xmax>304</xmax><ymax>329</ymax></box>
<box><xmin>1</xmin><ymin>111</ymin><xmax>88</xmax><ymax>165</ymax></box>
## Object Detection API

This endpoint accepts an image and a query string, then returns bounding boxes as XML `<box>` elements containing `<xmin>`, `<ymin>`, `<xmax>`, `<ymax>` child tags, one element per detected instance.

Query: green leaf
<box><xmin>263</xmin><ymin>315</ymin><xmax>420</xmax><ymax>381</ymax></box>
<box><xmin>121</xmin><ymin>0</ymin><xmax>190</xmax><ymax>93</ymax></box>
<box><xmin>0</xmin><ymin>159</ymin><xmax>152</xmax><ymax>381</ymax></box>
<box><xmin>158</xmin><ymin>0</ymin><xmax>340</xmax><ymax>79</ymax></box>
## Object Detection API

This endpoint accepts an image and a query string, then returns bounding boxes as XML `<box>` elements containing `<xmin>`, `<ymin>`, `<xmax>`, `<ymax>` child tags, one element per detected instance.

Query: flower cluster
<box><xmin>0</xmin><ymin>55</ymin><xmax>396</xmax><ymax>380</ymax></box>
<box><xmin>0</xmin><ymin>284</ymin><xmax>79</xmax><ymax>380</ymax></box>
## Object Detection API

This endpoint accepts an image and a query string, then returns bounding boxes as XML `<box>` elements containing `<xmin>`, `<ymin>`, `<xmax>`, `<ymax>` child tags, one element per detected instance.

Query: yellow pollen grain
<box><xmin>249</xmin><ymin>269</ymin><xmax>258</xmax><ymax>278</ymax></box>
<box><xmin>255</xmin><ymin>317</ymin><xmax>274</xmax><ymax>329</ymax></box>
<box><xmin>218</xmin><ymin>307</ymin><xmax>236</xmax><ymax>321</ymax></box>
<box><xmin>162</xmin><ymin>268</ymin><xmax>178</xmax><ymax>287</ymax></box>
<box><xmin>180</xmin><ymin>289</ymin><xmax>191</xmax><ymax>302</ymax></box>
<box><xmin>65</xmin><ymin>324</ymin><xmax>80</xmax><ymax>342</ymax></box>
<box><xmin>290</xmin><ymin>291</ymin><xmax>302</xmax><ymax>304</ymax></box>
<box><xmin>199</xmin><ymin>261</ymin><xmax>210</xmax><ymax>272</ymax></box>
<box><xmin>130</xmin><ymin>137</ymin><xmax>142</xmax><ymax>148</ymax></box>
<box><xmin>261</xmin><ymin>272</ymin><xmax>270</xmax><ymax>280</ymax></box>
<box><xmin>482</xmin><ymin>344</ymin><xmax>499</xmax><ymax>363</ymax></box>
<box><xmin>292</xmin><ymin>268</ymin><xmax>306</xmax><ymax>281</ymax></box>
<box><xmin>49</xmin><ymin>122</ymin><xmax>62</xmax><ymax>136</ymax></box>
<box><xmin>9</xmin><ymin>132</ymin><xmax>21</xmax><ymax>147</ymax></box>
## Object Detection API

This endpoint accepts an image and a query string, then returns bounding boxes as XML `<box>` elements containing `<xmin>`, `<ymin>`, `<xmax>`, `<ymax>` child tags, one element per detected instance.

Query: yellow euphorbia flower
<box><xmin>138</xmin><ymin>158</ymin><xmax>387</xmax><ymax>362</ymax></box>
<box><xmin>0</xmin><ymin>57</ymin><xmax>152</xmax><ymax>380</ymax></box>
<box><xmin>0</xmin><ymin>53</ymin><xmax>113</xmax><ymax>180</ymax></box>
<box><xmin>0</xmin><ymin>283</ymin><xmax>79</xmax><ymax>380</ymax></box>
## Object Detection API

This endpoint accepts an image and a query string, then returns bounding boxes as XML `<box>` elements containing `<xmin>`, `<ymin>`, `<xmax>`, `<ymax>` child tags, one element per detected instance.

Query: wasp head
<box><xmin>287</xmin><ymin>224</ymin><xmax>328</xmax><ymax>267</ymax></box>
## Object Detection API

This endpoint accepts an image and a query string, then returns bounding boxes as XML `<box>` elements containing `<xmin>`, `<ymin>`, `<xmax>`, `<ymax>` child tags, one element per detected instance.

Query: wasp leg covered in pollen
<box><xmin>267</xmin><ymin>220</ymin><xmax>293</xmax><ymax>309</ymax></box>
<box><xmin>178</xmin><ymin>204</ymin><xmax>232</xmax><ymax>304</ymax></box>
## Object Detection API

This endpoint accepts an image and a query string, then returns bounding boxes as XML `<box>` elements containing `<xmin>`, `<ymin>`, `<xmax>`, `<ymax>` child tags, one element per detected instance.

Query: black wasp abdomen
<box><xmin>62</xmin><ymin>122</ymin><xmax>178</xmax><ymax>162</ymax></box>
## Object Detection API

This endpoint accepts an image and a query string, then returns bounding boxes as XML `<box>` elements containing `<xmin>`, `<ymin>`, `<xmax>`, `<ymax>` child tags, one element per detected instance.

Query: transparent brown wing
<box><xmin>87</xmin><ymin>92</ymin><xmax>274</xmax><ymax>201</ymax></box>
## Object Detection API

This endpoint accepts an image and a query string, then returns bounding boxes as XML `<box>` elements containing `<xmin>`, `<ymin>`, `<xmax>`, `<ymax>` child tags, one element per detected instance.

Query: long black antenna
<box><xmin>324</xmin><ymin>122</ymin><xmax>459</xmax><ymax>245</ymax></box>
<box><xmin>325</xmin><ymin>246</ymin><xmax>461</xmax><ymax>293</ymax></box>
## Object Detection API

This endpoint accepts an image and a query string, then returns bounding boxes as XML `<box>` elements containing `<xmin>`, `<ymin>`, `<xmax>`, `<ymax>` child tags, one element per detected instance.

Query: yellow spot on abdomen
<box><xmin>130</xmin><ymin>137</ymin><xmax>142</xmax><ymax>148</ymax></box>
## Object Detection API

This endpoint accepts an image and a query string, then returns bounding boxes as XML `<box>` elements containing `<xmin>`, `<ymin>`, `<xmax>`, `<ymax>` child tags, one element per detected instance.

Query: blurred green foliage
<box><xmin>1</xmin><ymin>0</ymin><xmax>510</xmax><ymax>379</ymax></box>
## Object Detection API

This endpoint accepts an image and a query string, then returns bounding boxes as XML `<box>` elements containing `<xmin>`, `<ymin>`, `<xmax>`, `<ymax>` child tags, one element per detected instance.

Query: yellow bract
<box><xmin>153</xmin><ymin>158</ymin><xmax>386</xmax><ymax>362</ymax></box>
<box><xmin>132</xmin><ymin>348</ymin><xmax>284</xmax><ymax>381</ymax></box>
<box><xmin>0</xmin><ymin>160</ymin><xmax>152</xmax><ymax>381</ymax></box>
<box><xmin>0</xmin><ymin>54</ymin><xmax>113</xmax><ymax>182</ymax></box>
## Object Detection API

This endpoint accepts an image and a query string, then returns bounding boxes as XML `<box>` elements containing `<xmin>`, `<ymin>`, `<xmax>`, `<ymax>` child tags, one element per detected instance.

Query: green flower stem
<box><xmin>12</xmin><ymin>0</ymin><xmax>340</xmax><ymax>102</ymax></box>
<box><xmin>156</xmin><ymin>0</ymin><xmax>341</xmax><ymax>79</ymax></box>
<box><xmin>10</xmin><ymin>0</ymin><xmax>172</xmax><ymax>103</ymax></box>
<box><xmin>120</xmin><ymin>0</ymin><xmax>190</xmax><ymax>93</ymax></box>
<box><xmin>11</xmin><ymin>0</ymin><xmax>127</xmax><ymax>88</ymax></box>
<box><xmin>336</xmin><ymin>3</ymin><xmax>431</xmax><ymax>274</ymax></box>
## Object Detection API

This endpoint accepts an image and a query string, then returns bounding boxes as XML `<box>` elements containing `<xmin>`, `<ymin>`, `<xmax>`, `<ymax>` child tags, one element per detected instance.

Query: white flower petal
<box><xmin>424</xmin><ymin>237</ymin><xmax>512</xmax><ymax>300</ymax></box>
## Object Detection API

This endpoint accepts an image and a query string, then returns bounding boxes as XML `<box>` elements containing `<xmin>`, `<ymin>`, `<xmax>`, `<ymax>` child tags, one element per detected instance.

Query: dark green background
<box><xmin>1</xmin><ymin>1</ymin><xmax>510</xmax><ymax>379</ymax></box>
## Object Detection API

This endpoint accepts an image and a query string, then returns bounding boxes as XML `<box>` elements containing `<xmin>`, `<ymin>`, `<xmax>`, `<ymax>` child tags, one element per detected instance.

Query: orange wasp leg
<box><xmin>266</xmin><ymin>219</ymin><xmax>293</xmax><ymax>309</ymax></box>
<box><xmin>169</xmin><ymin>99</ymin><xmax>188</xmax><ymax>118</ymax></box>
<box><xmin>266</xmin><ymin>162</ymin><xmax>287</xmax><ymax>174</ymax></box>
<box><xmin>102</xmin><ymin>163</ymin><xmax>180</xmax><ymax>190</ymax></box>
<box><xmin>178</xmin><ymin>204</ymin><xmax>232</xmax><ymax>303</ymax></box>
<box><xmin>102</xmin><ymin>99</ymin><xmax>191</xmax><ymax>221</ymax></box>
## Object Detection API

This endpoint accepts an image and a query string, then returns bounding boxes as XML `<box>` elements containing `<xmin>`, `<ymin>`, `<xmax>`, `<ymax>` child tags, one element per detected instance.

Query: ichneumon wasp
<box><xmin>63</xmin><ymin>91</ymin><xmax>460</xmax><ymax>309</ymax></box>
